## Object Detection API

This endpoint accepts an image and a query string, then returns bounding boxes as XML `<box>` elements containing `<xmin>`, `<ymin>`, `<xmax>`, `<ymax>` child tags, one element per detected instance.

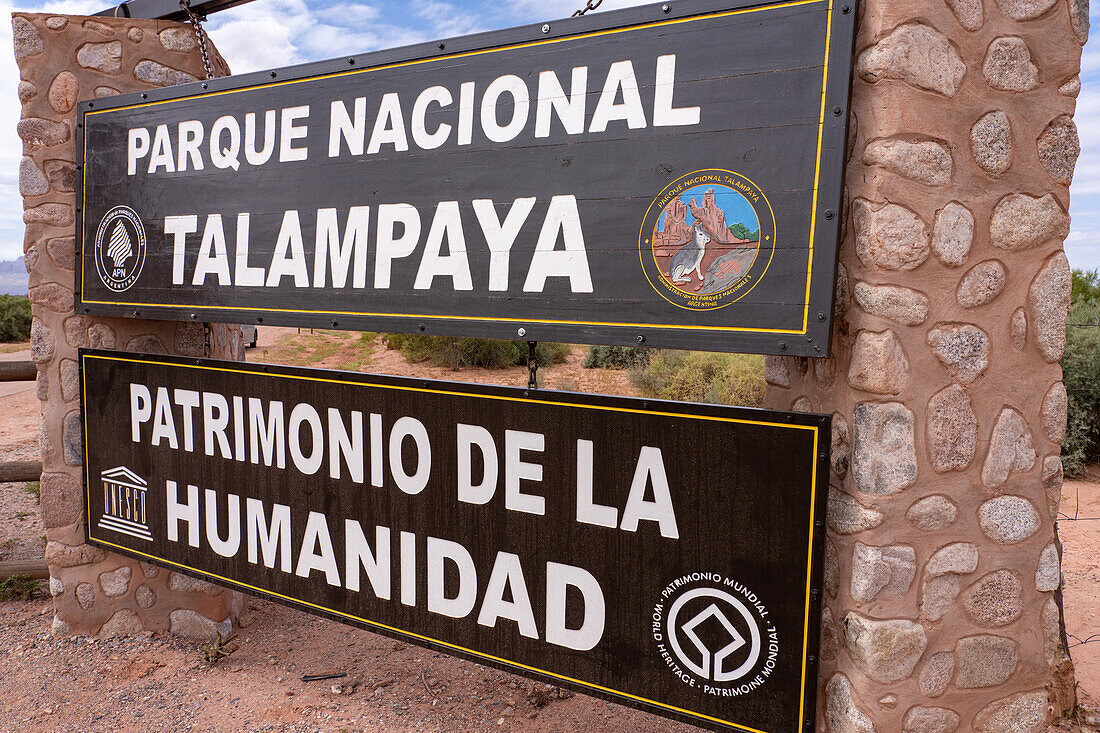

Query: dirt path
<box><xmin>1059</xmin><ymin>472</ymin><xmax>1100</xmax><ymax>708</ymax></box>
<box><xmin>0</xmin><ymin>594</ymin><xmax>697</xmax><ymax>733</ymax></box>
<box><xmin>0</xmin><ymin>330</ymin><xmax>1097</xmax><ymax>731</ymax></box>
<box><xmin>0</xmin><ymin>343</ymin><xmax>44</xmax><ymax>563</ymax></box>
<box><xmin>0</xmin><ymin>345</ymin><xmax>38</xmax><ymax>457</ymax></box>
<box><xmin>246</xmin><ymin>327</ymin><xmax>638</xmax><ymax>395</ymax></box>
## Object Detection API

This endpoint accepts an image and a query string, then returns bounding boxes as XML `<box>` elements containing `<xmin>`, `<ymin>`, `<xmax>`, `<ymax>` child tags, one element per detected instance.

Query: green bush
<box><xmin>631</xmin><ymin>351</ymin><xmax>764</xmax><ymax>407</ymax></box>
<box><xmin>1062</xmin><ymin>295</ymin><xmax>1100</xmax><ymax>477</ymax></box>
<box><xmin>0</xmin><ymin>294</ymin><xmax>31</xmax><ymax>342</ymax></box>
<box><xmin>584</xmin><ymin>345</ymin><xmax>651</xmax><ymax>369</ymax></box>
<box><xmin>727</xmin><ymin>222</ymin><xmax>760</xmax><ymax>241</ymax></box>
<box><xmin>383</xmin><ymin>333</ymin><xmax>570</xmax><ymax>370</ymax></box>
<box><xmin>0</xmin><ymin>574</ymin><xmax>39</xmax><ymax>601</ymax></box>
<box><xmin>1071</xmin><ymin>268</ymin><xmax>1100</xmax><ymax>304</ymax></box>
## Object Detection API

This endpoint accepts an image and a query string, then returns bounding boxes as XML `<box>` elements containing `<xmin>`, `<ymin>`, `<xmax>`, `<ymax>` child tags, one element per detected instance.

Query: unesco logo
<box><xmin>94</xmin><ymin>206</ymin><xmax>147</xmax><ymax>292</ymax></box>
<box><xmin>652</xmin><ymin>573</ymin><xmax>779</xmax><ymax>697</ymax></box>
<box><xmin>97</xmin><ymin>466</ymin><xmax>153</xmax><ymax>542</ymax></box>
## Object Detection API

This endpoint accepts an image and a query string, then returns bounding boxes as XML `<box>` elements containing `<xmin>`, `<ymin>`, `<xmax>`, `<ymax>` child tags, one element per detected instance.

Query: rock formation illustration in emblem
<box><xmin>653</xmin><ymin>185</ymin><xmax>761</xmax><ymax>295</ymax></box>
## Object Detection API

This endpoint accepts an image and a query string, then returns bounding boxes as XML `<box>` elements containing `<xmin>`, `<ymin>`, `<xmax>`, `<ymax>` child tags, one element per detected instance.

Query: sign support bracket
<box><xmin>527</xmin><ymin>341</ymin><xmax>539</xmax><ymax>390</ymax></box>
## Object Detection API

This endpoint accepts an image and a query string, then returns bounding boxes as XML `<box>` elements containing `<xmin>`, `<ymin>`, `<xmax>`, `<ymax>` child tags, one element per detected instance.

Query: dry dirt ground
<box><xmin>0</xmin><ymin>328</ymin><xmax>1097</xmax><ymax>732</ymax></box>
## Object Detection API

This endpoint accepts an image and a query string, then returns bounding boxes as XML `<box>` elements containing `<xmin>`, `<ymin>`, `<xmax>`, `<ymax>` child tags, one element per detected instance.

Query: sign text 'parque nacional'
<box><xmin>76</xmin><ymin>0</ymin><xmax>854</xmax><ymax>355</ymax></box>
<box><xmin>81</xmin><ymin>351</ymin><xmax>829</xmax><ymax>732</ymax></box>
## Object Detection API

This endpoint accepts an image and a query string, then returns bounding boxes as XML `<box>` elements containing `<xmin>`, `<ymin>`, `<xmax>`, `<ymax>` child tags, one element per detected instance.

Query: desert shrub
<box><xmin>0</xmin><ymin>295</ymin><xmax>31</xmax><ymax>342</ymax></box>
<box><xmin>584</xmin><ymin>345</ymin><xmax>651</xmax><ymax>369</ymax></box>
<box><xmin>0</xmin><ymin>574</ymin><xmax>39</xmax><ymax>601</ymax></box>
<box><xmin>1071</xmin><ymin>268</ymin><xmax>1100</xmax><ymax>303</ymax></box>
<box><xmin>1062</xmin><ymin>296</ymin><xmax>1100</xmax><ymax>477</ymax></box>
<box><xmin>631</xmin><ymin>351</ymin><xmax>764</xmax><ymax>407</ymax></box>
<box><xmin>383</xmin><ymin>333</ymin><xmax>569</xmax><ymax>369</ymax></box>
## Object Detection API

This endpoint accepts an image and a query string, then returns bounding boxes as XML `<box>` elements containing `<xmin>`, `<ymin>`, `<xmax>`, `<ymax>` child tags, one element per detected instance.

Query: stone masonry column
<box><xmin>763</xmin><ymin>1</ymin><xmax>1085</xmax><ymax>731</ymax></box>
<box><xmin>13</xmin><ymin>13</ymin><xmax>249</xmax><ymax>637</ymax></box>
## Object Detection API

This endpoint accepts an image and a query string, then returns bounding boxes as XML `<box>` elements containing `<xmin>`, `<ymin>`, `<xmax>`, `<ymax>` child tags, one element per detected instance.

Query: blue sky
<box><xmin>658</xmin><ymin>184</ymin><xmax>759</xmax><ymax>232</ymax></box>
<box><xmin>1</xmin><ymin>0</ymin><xmax>1099</xmax><ymax>271</ymax></box>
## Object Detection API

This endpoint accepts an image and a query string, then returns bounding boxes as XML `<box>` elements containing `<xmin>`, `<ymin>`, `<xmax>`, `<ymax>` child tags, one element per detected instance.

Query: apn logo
<box><xmin>93</xmin><ymin>206</ymin><xmax>147</xmax><ymax>292</ymax></box>
<box><xmin>98</xmin><ymin>466</ymin><xmax>152</xmax><ymax>541</ymax></box>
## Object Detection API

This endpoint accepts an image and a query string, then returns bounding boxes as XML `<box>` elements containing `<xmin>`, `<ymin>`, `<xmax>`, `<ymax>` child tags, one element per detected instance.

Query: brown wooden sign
<box><xmin>80</xmin><ymin>350</ymin><xmax>829</xmax><ymax>732</ymax></box>
<box><xmin>76</xmin><ymin>0</ymin><xmax>854</xmax><ymax>356</ymax></box>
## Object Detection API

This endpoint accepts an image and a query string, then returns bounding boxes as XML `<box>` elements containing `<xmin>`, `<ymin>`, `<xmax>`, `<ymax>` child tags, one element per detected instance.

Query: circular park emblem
<box><xmin>94</xmin><ymin>205</ymin><xmax>147</xmax><ymax>292</ymax></box>
<box><xmin>652</xmin><ymin>573</ymin><xmax>778</xmax><ymax>696</ymax></box>
<box><xmin>639</xmin><ymin>170</ymin><xmax>775</xmax><ymax>311</ymax></box>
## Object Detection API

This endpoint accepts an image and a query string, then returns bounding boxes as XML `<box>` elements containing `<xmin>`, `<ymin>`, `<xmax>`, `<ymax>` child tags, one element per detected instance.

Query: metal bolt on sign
<box><xmin>179</xmin><ymin>0</ymin><xmax>216</xmax><ymax>80</ymax></box>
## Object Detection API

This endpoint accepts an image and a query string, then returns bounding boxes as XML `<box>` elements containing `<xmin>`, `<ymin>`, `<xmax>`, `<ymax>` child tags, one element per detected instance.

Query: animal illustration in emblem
<box><xmin>667</xmin><ymin>222</ymin><xmax>711</xmax><ymax>284</ymax></box>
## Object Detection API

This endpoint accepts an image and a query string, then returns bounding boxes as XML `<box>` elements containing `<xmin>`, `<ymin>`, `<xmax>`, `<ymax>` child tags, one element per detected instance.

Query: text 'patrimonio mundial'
<box><xmin>128</xmin><ymin>382</ymin><xmax>682</xmax><ymax>652</ymax></box>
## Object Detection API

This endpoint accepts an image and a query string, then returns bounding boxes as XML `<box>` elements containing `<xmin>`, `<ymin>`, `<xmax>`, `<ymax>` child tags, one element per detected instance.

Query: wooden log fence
<box><xmin>0</xmin><ymin>461</ymin><xmax>41</xmax><ymax>483</ymax></box>
<box><xmin>0</xmin><ymin>361</ymin><xmax>35</xmax><ymax>382</ymax></box>
<box><xmin>0</xmin><ymin>559</ymin><xmax>50</xmax><ymax>581</ymax></box>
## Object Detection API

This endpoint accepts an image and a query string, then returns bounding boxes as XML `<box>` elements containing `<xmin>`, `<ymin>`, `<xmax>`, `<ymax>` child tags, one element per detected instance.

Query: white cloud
<box><xmin>0</xmin><ymin>0</ymin><xmax>25</xmax><ymax>262</ymax></box>
<box><xmin>1068</xmin><ymin>190</ymin><xmax>1100</xmax><ymax>270</ymax></box>
<box><xmin>207</xmin><ymin>16</ymin><xmax>301</xmax><ymax>71</ymax></box>
<box><xmin>36</xmin><ymin>0</ymin><xmax>104</xmax><ymax>13</ymax></box>
<box><xmin>296</xmin><ymin>21</ymin><xmax>426</xmax><ymax>57</ymax></box>
<box><xmin>412</xmin><ymin>0</ymin><xmax>482</xmax><ymax>38</ymax></box>
<box><xmin>205</xmin><ymin>0</ymin><xmax>448</xmax><ymax>72</ymax></box>
<box><xmin>502</xmin><ymin>0</ymin><xmax>648</xmax><ymax>24</ymax></box>
<box><xmin>0</xmin><ymin>0</ymin><xmax>107</xmax><ymax>262</ymax></box>
<box><xmin>324</xmin><ymin>2</ymin><xmax>381</xmax><ymax>24</ymax></box>
<box><xmin>204</xmin><ymin>0</ymin><xmax>311</xmax><ymax>71</ymax></box>
<box><xmin>1068</xmin><ymin>92</ymin><xmax>1100</xmax><ymax>198</ymax></box>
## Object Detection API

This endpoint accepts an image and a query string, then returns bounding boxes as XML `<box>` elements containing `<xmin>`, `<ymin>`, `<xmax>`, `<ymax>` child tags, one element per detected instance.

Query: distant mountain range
<box><xmin>0</xmin><ymin>257</ymin><xmax>29</xmax><ymax>296</ymax></box>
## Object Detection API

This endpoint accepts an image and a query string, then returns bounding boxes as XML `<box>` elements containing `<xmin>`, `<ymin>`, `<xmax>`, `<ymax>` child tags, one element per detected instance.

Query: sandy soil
<box><xmin>0</xmin><ymin>594</ymin><xmax>698</xmax><ymax>733</ymax></box>
<box><xmin>0</xmin><ymin>329</ymin><xmax>1097</xmax><ymax>732</ymax></box>
<box><xmin>1058</xmin><ymin>468</ymin><xmax>1100</xmax><ymax>709</ymax></box>
<box><xmin>0</xmin><ymin>345</ymin><xmax>38</xmax><ymax>455</ymax></box>
<box><xmin>0</xmin><ymin>344</ymin><xmax>44</xmax><ymax>563</ymax></box>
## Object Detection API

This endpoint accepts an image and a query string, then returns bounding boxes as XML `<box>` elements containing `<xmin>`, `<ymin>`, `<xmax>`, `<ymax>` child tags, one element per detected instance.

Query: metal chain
<box><xmin>527</xmin><ymin>341</ymin><xmax>539</xmax><ymax>390</ymax></box>
<box><xmin>571</xmin><ymin>0</ymin><xmax>603</xmax><ymax>15</ymax></box>
<box><xmin>179</xmin><ymin>0</ymin><xmax>215</xmax><ymax>80</ymax></box>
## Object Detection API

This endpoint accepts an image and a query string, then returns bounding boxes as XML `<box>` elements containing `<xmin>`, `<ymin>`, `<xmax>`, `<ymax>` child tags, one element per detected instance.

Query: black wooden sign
<box><xmin>80</xmin><ymin>350</ymin><xmax>829</xmax><ymax>732</ymax></box>
<box><xmin>76</xmin><ymin>0</ymin><xmax>853</xmax><ymax>356</ymax></box>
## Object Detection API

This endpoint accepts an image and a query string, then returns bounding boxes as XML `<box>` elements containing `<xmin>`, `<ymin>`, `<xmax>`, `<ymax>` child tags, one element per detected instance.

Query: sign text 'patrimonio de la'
<box><xmin>80</xmin><ymin>350</ymin><xmax>829</xmax><ymax>732</ymax></box>
<box><xmin>76</xmin><ymin>0</ymin><xmax>854</xmax><ymax>355</ymax></box>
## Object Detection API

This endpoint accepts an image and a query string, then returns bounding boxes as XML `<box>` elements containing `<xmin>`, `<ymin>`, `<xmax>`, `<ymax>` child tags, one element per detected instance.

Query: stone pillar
<box><xmin>13</xmin><ymin>13</ymin><xmax>248</xmax><ymax>637</ymax></box>
<box><xmin>764</xmin><ymin>1</ymin><xmax>1085</xmax><ymax>730</ymax></box>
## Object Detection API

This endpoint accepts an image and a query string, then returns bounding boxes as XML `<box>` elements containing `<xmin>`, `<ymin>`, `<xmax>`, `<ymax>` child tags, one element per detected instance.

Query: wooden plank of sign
<box><xmin>80</xmin><ymin>349</ymin><xmax>830</xmax><ymax>733</ymax></box>
<box><xmin>76</xmin><ymin>0</ymin><xmax>855</xmax><ymax>356</ymax></box>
